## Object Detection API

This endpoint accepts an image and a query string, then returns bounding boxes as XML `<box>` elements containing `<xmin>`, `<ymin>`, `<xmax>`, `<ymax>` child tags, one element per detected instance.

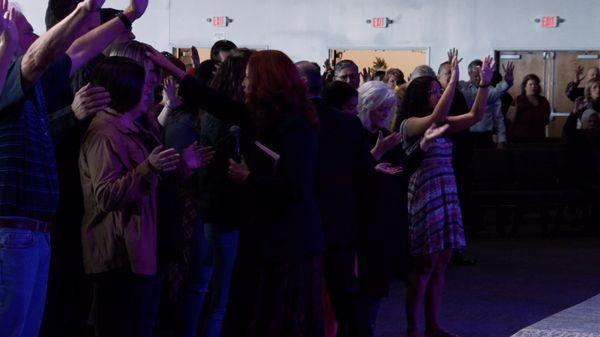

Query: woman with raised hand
<box><xmin>147</xmin><ymin>49</ymin><xmax>324</xmax><ymax>337</ymax></box>
<box><xmin>355</xmin><ymin>80</ymin><xmax>449</xmax><ymax>337</ymax></box>
<box><xmin>400</xmin><ymin>52</ymin><xmax>493</xmax><ymax>337</ymax></box>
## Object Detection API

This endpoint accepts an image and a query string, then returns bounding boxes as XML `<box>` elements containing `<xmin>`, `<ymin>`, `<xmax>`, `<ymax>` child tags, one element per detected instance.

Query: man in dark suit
<box><xmin>297</xmin><ymin>62</ymin><xmax>400</xmax><ymax>337</ymax></box>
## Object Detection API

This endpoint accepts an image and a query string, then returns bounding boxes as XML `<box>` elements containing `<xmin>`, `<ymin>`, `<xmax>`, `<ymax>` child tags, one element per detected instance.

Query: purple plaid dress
<box><xmin>404</xmin><ymin>133</ymin><xmax>466</xmax><ymax>256</ymax></box>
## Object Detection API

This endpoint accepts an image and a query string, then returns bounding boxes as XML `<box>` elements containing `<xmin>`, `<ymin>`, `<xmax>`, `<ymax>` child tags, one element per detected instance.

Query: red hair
<box><xmin>245</xmin><ymin>50</ymin><xmax>318</xmax><ymax>129</ymax></box>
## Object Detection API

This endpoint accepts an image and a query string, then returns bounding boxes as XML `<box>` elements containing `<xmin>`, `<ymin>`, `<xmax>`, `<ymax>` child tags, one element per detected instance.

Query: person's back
<box><xmin>312</xmin><ymin>97</ymin><xmax>371</xmax><ymax>248</ymax></box>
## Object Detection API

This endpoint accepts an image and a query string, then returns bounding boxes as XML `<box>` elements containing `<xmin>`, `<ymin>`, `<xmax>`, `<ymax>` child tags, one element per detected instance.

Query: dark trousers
<box><xmin>92</xmin><ymin>268</ymin><xmax>164</xmax><ymax>337</ymax></box>
<box><xmin>469</xmin><ymin>131</ymin><xmax>495</xmax><ymax>149</ymax></box>
<box><xmin>324</xmin><ymin>248</ymin><xmax>380</xmax><ymax>337</ymax></box>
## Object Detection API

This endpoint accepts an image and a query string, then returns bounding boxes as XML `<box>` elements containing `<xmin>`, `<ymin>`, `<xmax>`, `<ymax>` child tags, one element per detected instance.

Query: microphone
<box><xmin>229</xmin><ymin>125</ymin><xmax>241</xmax><ymax>161</ymax></box>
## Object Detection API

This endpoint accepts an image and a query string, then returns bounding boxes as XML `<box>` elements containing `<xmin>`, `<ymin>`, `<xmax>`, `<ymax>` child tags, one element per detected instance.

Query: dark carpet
<box><xmin>375</xmin><ymin>215</ymin><xmax>600</xmax><ymax>337</ymax></box>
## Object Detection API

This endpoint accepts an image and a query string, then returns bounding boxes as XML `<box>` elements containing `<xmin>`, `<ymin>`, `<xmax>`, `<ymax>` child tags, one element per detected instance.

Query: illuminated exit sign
<box><xmin>212</xmin><ymin>16</ymin><xmax>228</xmax><ymax>27</ymax></box>
<box><xmin>372</xmin><ymin>17</ymin><xmax>387</xmax><ymax>28</ymax></box>
<box><xmin>541</xmin><ymin>16</ymin><xmax>558</xmax><ymax>28</ymax></box>
<box><xmin>535</xmin><ymin>16</ymin><xmax>563</xmax><ymax>28</ymax></box>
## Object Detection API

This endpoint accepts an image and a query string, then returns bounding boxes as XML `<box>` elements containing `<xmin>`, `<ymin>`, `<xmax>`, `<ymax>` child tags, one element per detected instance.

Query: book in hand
<box><xmin>253</xmin><ymin>140</ymin><xmax>280</xmax><ymax>173</ymax></box>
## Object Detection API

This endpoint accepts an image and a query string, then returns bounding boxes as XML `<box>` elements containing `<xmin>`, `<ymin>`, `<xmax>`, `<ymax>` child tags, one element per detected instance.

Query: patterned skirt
<box><xmin>406</xmin><ymin>138</ymin><xmax>466</xmax><ymax>256</ymax></box>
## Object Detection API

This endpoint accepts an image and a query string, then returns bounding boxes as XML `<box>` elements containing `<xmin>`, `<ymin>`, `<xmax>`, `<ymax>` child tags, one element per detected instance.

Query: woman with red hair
<box><xmin>148</xmin><ymin>49</ymin><xmax>324</xmax><ymax>337</ymax></box>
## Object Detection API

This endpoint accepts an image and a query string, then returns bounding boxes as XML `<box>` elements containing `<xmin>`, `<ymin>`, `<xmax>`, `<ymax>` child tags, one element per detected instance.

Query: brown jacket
<box><xmin>79</xmin><ymin>109</ymin><xmax>160</xmax><ymax>275</ymax></box>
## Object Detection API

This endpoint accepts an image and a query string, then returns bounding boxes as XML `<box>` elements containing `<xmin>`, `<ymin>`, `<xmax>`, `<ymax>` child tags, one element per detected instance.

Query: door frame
<box><xmin>327</xmin><ymin>46</ymin><xmax>431</xmax><ymax>66</ymax></box>
<box><xmin>495</xmin><ymin>48</ymin><xmax>600</xmax><ymax>117</ymax></box>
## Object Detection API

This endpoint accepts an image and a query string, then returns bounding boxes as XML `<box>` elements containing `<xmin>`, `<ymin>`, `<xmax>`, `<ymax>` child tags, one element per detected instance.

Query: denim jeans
<box><xmin>200</xmin><ymin>224</ymin><xmax>239</xmax><ymax>337</ymax></box>
<box><xmin>176</xmin><ymin>218</ymin><xmax>212</xmax><ymax>337</ymax></box>
<box><xmin>176</xmin><ymin>221</ymin><xmax>239</xmax><ymax>337</ymax></box>
<box><xmin>0</xmin><ymin>228</ymin><xmax>51</xmax><ymax>337</ymax></box>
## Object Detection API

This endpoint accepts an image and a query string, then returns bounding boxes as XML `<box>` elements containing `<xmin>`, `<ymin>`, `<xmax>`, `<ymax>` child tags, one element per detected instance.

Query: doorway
<box><xmin>496</xmin><ymin>50</ymin><xmax>600</xmax><ymax>137</ymax></box>
<box><xmin>328</xmin><ymin>48</ymin><xmax>429</xmax><ymax>85</ymax></box>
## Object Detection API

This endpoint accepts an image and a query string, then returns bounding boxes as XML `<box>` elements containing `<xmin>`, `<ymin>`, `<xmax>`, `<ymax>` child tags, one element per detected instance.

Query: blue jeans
<box><xmin>0</xmin><ymin>228</ymin><xmax>51</xmax><ymax>337</ymax></box>
<box><xmin>176</xmin><ymin>218</ymin><xmax>212</xmax><ymax>337</ymax></box>
<box><xmin>176</xmin><ymin>222</ymin><xmax>239</xmax><ymax>337</ymax></box>
<box><xmin>200</xmin><ymin>224</ymin><xmax>239</xmax><ymax>337</ymax></box>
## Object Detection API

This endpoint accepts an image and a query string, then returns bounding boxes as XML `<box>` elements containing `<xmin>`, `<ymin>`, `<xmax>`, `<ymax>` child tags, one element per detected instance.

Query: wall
<box><xmin>13</xmin><ymin>0</ymin><xmax>600</xmax><ymax>72</ymax></box>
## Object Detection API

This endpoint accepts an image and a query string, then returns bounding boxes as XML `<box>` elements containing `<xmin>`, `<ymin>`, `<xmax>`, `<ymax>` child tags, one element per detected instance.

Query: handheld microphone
<box><xmin>229</xmin><ymin>125</ymin><xmax>241</xmax><ymax>161</ymax></box>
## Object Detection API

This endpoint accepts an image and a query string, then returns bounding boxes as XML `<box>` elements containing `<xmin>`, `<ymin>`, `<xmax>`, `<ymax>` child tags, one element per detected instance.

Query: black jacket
<box><xmin>312</xmin><ymin>97</ymin><xmax>374</xmax><ymax>248</ymax></box>
<box><xmin>179</xmin><ymin>75</ymin><xmax>324</xmax><ymax>263</ymax></box>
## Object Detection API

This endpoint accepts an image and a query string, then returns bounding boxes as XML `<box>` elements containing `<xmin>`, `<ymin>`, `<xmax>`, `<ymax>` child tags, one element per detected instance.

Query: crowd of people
<box><xmin>0</xmin><ymin>1</ymin><xmax>599</xmax><ymax>337</ymax></box>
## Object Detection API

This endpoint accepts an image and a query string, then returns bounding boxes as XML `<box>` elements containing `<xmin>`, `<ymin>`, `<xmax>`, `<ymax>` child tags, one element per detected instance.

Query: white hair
<box><xmin>357</xmin><ymin>80</ymin><xmax>397</xmax><ymax>130</ymax></box>
<box><xmin>581</xmin><ymin>108</ymin><xmax>600</xmax><ymax>130</ymax></box>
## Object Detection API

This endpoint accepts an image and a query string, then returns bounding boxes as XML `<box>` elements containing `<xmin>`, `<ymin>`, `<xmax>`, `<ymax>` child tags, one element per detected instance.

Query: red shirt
<box><xmin>508</xmin><ymin>95</ymin><xmax>551</xmax><ymax>142</ymax></box>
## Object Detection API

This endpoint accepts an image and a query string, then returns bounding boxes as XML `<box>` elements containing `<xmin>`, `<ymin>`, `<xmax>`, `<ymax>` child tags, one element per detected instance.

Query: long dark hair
<box><xmin>245</xmin><ymin>50</ymin><xmax>318</xmax><ymax>130</ymax></box>
<box><xmin>402</xmin><ymin>76</ymin><xmax>440</xmax><ymax>118</ymax></box>
<box><xmin>210</xmin><ymin>48</ymin><xmax>253</xmax><ymax>102</ymax></box>
<box><xmin>520</xmin><ymin>73</ymin><xmax>542</xmax><ymax>97</ymax></box>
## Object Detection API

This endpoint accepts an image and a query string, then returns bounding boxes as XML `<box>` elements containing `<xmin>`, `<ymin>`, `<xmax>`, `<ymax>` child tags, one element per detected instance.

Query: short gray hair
<box><xmin>357</xmin><ymin>80</ymin><xmax>397</xmax><ymax>130</ymax></box>
<box><xmin>409</xmin><ymin>65</ymin><xmax>436</xmax><ymax>81</ymax></box>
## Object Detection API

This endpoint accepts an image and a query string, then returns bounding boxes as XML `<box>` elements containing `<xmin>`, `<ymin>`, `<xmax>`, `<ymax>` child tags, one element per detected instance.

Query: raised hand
<box><xmin>374</xmin><ymin>162</ymin><xmax>404</xmax><ymax>176</ymax></box>
<box><xmin>502</xmin><ymin>61</ymin><xmax>514</xmax><ymax>84</ymax></box>
<box><xmin>371</xmin><ymin>130</ymin><xmax>403</xmax><ymax>160</ymax></box>
<box><xmin>182</xmin><ymin>142</ymin><xmax>214</xmax><ymax>170</ymax></box>
<box><xmin>360</xmin><ymin>67</ymin><xmax>372</xmax><ymax>82</ymax></box>
<box><xmin>71</xmin><ymin>83</ymin><xmax>111</xmax><ymax>121</ymax></box>
<box><xmin>190</xmin><ymin>46</ymin><xmax>200</xmax><ymax>69</ymax></box>
<box><xmin>148</xmin><ymin>145</ymin><xmax>180</xmax><ymax>172</ymax></box>
<box><xmin>124</xmin><ymin>0</ymin><xmax>149</xmax><ymax>21</ymax></box>
<box><xmin>228</xmin><ymin>156</ymin><xmax>250</xmax><ymax>184</ymax></box>
<box><xmin>447</xmin><ymin>48</ymin><xmax>458</xmax><ymax>63</ymax></box>
<box><xmin>480</xmin><ymin>55</ymin><xmax>495</xmax><ymax>86</ymax></box>
<box><xmin>420</xmin><ymin>123</ymin><xmax>449</xmax><ymax>151</ymax></box>
<box><xmin>573</xmin><ymin>96</ymin><xmax>587</xmax><ymax>113</ymax></box>
<box><xmin>448</xmin><ymin>49</ymin><xmax>462</xmax><ymax>85</ymax></box>
<box><xmin>81</xmin><ymin>0</ymin><xmax>105</xmax><ymax>12</ymax></box>
<box><xmin>575</xmin><ymin>65</ymin><xmax>584</xmax><ymax>83</ymax></box>
<box><xmin>0</xmin><ymin>2</ymin><xmax>18</xmax><ymax>52</ymax></box>
<box><xmin>146</xmin><ymin>48</ymin><xmax>186</xmax><ymax>80</ymax></box>
<box><xmin>324</xmin><ymin>58</ymin><xmax>332</xmax><ymax>72</ymax></box>
<box><xmin>163</xmin><ymin>76</ymin><xmax>181</xmax><ymax>108</ymax></box>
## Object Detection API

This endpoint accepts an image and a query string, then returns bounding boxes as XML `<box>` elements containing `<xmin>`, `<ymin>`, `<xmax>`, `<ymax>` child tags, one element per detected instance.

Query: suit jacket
<box><xmin>311</xmin><ymin>97</ymin><xmax>374</xmax><ymax>248</ymax></box>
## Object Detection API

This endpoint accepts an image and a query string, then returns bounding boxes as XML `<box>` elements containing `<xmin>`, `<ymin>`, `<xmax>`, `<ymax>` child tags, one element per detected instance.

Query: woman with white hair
<box><xmin>355</xmin><ymin>80</ymin><xmax>448</xmax><ymax>337</ymax></box>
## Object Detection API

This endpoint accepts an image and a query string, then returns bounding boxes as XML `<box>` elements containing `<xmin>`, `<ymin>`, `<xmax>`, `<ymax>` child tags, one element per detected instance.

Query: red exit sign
<box><xmin>212</xmin><ymin>16</ymin><xmax>227</xmax><ymax>27</ymax></box>
<box><xmin>540</xmin><ymin>16</ymin><xmax>558</xmax><ymax>28</ymax></box>
<box><xmin>371</xmin><ymin>17</ymin><xmax>388</xmax><ymax>28</ymax></box>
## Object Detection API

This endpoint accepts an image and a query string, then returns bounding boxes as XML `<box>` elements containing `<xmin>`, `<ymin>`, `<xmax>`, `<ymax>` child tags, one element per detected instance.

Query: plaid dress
<box><xmin>404</xmin><ymin>133</ymin><xmax>466</xmax><ymax>256</ymax></box>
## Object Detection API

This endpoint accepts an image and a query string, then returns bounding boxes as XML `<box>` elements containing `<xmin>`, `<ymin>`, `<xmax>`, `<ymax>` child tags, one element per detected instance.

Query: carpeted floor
<box><xmin>375</xmin><ymin>218</ymin><xmax>600</xmax><ymax>337</ymax></box>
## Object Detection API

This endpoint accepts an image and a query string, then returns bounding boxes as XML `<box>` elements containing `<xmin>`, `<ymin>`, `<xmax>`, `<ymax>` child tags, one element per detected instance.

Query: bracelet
<box><xmin>118</xmin><ymin>13</ymin><xmax>132</xmax><ymax>31</ymax></box>
<box><xmin>478</xmin><ymin>83</ymin><xmax>492</xmax><ymax>88</ymax></box>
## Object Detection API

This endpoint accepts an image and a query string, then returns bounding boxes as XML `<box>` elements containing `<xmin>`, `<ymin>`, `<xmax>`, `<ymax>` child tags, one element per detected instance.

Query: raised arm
<box><xmin>20</xmin><ymin>0</ymin><xmax>104</xmax><ymax>90</ymax></box>
<box><xmin>0</xmin><ymin>2</ymin><xmax>17</xmax><ymax>93</ymax></box>
<box><xmin>447</xmin><ymin>55</ymin><xmax>494</xmax><ymax>132</ymax></box>
<box><xmin>67</xmin><ymin>0</ymin><xmax>148</xmax><ymax>76</ymax></box>
<box><xmin>404</xmin><ymin>51</ymin><xmax>460</xmax><ymax>139</ymax></box>
<box><xmin>146</xmin><ymin>49</ymin><xmax>249</xmax><ymax>126</ymax></box>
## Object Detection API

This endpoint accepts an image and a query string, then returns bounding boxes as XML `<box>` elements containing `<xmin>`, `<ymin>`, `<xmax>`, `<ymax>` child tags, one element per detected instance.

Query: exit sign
<box><xmin>212</xmin><ymin>16</ymin><xmax>227</xmax><ymax>27</ymax></box>
<box><xmin>540</xmin><ymin>16</ymin><xmax>558</xmax><ymax>28</ymax></box>
<box><xmin>371</xmin><ymin>17</ymin><xmax>388</xmax><ymax>28</ymax></box>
